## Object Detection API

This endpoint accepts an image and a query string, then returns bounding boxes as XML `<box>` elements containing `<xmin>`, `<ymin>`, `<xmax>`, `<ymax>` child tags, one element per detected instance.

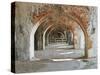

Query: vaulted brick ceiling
<box><xmin>32</xmin><ymin>4</ymin><xmax>90</xmax><ymax>31</ymax></box>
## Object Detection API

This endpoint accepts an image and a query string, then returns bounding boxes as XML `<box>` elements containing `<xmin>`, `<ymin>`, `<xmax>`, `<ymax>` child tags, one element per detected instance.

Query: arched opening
<box><xmin>32</xmin><ymin>20</ymin><xmax>85</xmax><ymax>59</ymax></box>
<box><xmin>29</xmin><ymin>18</ymin><xmax>87</xmax><ymax>60</ymax></box>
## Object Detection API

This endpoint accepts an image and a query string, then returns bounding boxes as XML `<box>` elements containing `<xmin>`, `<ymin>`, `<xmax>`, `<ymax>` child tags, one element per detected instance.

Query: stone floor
<box><xmin>15</xmin><ymin>43</ymin><xmax>97</xmax><ymax>73</ymax></box>
<box><xmin>15</xmin><ymin>58</ymin><xmax>97</xmax><ymax>73</ymax></box>
<box><xmin>35</xmin><ymin>43</ymin><xmax>84</xmax><ymax>59</ymax></box>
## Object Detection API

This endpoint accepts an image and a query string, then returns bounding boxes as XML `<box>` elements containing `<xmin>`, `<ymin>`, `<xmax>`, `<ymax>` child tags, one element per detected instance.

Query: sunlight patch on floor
<box><xmin>51</xmin><ymin>59</ymin><xmax>74</xmax><ymax>61</ymax></box>
<box><xmin>59</xmin><ymin>52</ymin><xmax>74</xmax><ymax>55</ymax></box>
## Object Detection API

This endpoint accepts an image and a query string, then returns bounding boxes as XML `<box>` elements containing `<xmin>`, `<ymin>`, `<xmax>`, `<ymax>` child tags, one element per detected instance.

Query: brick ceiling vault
<box><xmin>32</xmin><ymin>4</ymin><xmax>89</xmax><ymax>31</ymax></box>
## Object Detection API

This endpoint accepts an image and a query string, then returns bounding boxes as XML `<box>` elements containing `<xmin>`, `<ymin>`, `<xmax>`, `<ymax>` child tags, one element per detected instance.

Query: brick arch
<box><xmin>29</xmin><ymin>13</ymin><xmax>50</xmax><ymax>60</ymax></box>
<box><xmin>65</xmin><ymin>12</ymin><xmax>89</xmax><ymax>58</ymax></box>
